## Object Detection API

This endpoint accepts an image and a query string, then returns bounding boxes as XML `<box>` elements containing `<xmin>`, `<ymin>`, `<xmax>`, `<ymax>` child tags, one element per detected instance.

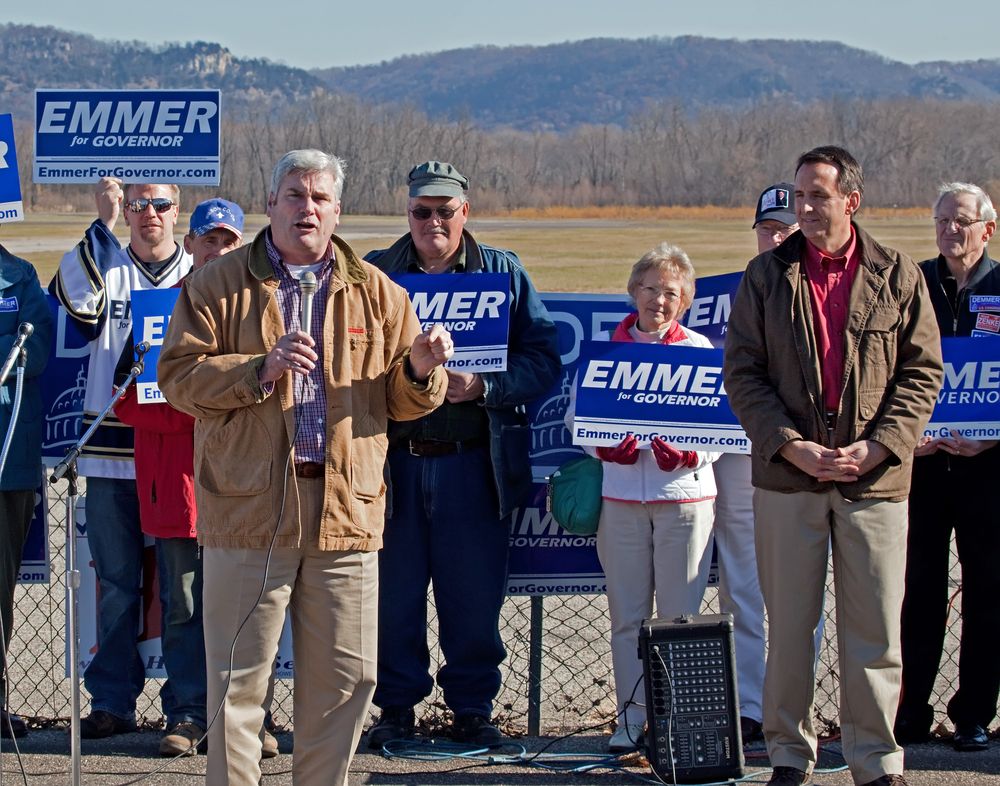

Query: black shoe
<box><xmin>953</xmin><ymin>723</ymin><xmax>989</xmax><ymax>752</ymax></box>
<box><xmin>740</xmin><ymin>716</ymin><xmax>764</xmax><ymax>744</ymax></box>
<box><xmin>367</xmin><ymin>707</ymin><xmax>415</xmax><ymax>750</ymax></box>
<box><xmin>79</xmin><ymin>710</ymin><xmax>137</xmax><ymax>739</ymax></box>
<box><xmin>452</xmin><ymin>713</ymin><xmax>503</xmax><ymax>747</ymax></box>
<box><xmin>893</xmin><ymin>715</ymin><xmax>930</xmax><ymax>746</ymax></box>
<box><xmin>768</xmin><ymin>766</ymin><xmax>810</xmax><ymax>785</ymax></box>
<box><xmin>0</xmin><ymin>709</ymin><xmax>28</xmax><ymax>739</ymax></box>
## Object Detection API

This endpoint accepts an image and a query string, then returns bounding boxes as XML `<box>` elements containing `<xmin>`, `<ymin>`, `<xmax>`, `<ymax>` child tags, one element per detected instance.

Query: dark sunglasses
<box><xmin>409</xmin><ymin>204</ymin><xmax>462</xmax><ymax>221</ymax></box>
<box><xmin>127</xmin><ymin>197</ymin><xmax>175</xmax><ymax>214</ymax></box>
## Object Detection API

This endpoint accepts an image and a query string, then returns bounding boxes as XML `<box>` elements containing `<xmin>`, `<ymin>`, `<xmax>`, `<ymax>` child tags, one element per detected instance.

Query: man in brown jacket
<box><xmin>723</xmin><ymin>146</ymin><xmax>943</xmax><ymax>786</ymax></box>
<box><xmin>158</xmin><ymin>149</ymin><xmax>452</xmax><ymax>786</ymax></box>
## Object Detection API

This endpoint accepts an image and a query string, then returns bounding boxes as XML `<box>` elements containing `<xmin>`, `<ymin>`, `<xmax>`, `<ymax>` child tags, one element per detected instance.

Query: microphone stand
<box><xmin>49</xmin><ymin>342</ymin><xmax>149</xmax><ymax>786</ymax></box>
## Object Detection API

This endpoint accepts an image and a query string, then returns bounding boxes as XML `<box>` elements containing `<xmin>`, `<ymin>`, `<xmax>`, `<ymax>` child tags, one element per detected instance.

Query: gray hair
<box><xmin>627</xmin><ymin>242</ymin><xmax>697</xmax><ymax>312</ymax></box>
<box><xmin>934</xmin><ymin>182</ymin><xmax>997</xmax><ymax>222</ymax></box>
<box><xmin>269</xmin><ymin>149</ymin><xmax>347</xmax><ymax>201</ymax></box>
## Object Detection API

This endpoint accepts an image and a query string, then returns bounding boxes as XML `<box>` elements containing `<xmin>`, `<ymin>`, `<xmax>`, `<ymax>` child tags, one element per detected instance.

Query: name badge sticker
<box><xmin>975</xmin><ymin>312</ymin><xmax>1000</xmax><ymax>334</ymax></box>
<box><xmin>969</xmin><ymin>295</ymin><xmax>1000</xmax><ymax>313</ymax></box>
<box><xmin>0</xmin><ymin>296</ymin><xmax>18</xmax><ymax>312</ymax></box>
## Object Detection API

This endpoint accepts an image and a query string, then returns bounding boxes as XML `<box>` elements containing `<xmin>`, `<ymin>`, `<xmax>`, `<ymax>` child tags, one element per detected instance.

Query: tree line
<box><xmin>14</xmin><ymin>94</ymin><xmax>1000</xmax><ymax>215</ymax></box>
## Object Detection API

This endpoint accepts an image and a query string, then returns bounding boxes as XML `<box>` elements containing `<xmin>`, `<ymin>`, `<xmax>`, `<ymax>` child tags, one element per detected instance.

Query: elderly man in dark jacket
<box><xmin>723</xmin><ymin>146</ymin><xmax>943</xmax><ymax>786</ymax></box>
<box><xmin>366</xmin><ymin>161</ymin><xmax>560</xmax><ymax>748</ymax></box>
<box><xmin>896</xmin><ymin>182</ymin><xmax>1000</xmax><ymax>752</ymax></box>
<box><xmin>0</xmin><ymin>244</ymin><xmax>52</xmax><ymax>739</ymax></box>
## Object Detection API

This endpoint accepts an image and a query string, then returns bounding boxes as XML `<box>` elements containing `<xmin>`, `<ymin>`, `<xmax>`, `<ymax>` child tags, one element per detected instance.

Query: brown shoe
<box><xmin>860</xmin><ymin>776</ymin><xmax>909</xmax><ymax>786</ymax></box>
<box><xmin>768</xmin><ymin>766</ymin><xmax>810</xmax><ymax>785</ymax></box>
<box><xmin>159</xmin><ymin>721</ymin><xmax>205</xmax><ymax>757</ymax></box>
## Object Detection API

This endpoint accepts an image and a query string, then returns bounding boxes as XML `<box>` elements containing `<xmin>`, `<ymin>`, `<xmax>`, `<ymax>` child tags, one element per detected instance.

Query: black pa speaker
<box><xmin>638</xmin><ymin>613</ymin><xmax>744</xmax><ymax>784</ymax></box>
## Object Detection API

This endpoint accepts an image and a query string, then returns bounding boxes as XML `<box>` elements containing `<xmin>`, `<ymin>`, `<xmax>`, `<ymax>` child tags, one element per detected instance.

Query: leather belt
<box><xmin>294</xmin><ymin>462</ymin><xmax>325</xmax><ymax>479</ymax></box>
<box><xmin>401</xmin><ymin>438</ymin><xmax>487</xmax><ymax>457</ymax></box>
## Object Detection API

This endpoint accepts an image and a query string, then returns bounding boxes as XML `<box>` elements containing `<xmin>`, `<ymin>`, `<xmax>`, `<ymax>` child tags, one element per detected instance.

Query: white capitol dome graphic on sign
<box><xmin>529</xmin><ymin>373</ymin><xmax>580</xmax><ymax>482</ymax></box>
<box><xmin>44</xmin><ymin>366</ymin><xmax>86</xmax><ymax>454</ymax></box>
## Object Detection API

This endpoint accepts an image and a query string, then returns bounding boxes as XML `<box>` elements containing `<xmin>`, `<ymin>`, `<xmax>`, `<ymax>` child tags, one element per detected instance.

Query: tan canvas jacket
<box><xmin>723</xmin><ymin>223</ymin><xmax>943</xmax><ymax>501</ymax></box>
<box><xmin>158</xmin><ymin>231</ymin><xmax>446</xmax><ymax>550</ymax></box>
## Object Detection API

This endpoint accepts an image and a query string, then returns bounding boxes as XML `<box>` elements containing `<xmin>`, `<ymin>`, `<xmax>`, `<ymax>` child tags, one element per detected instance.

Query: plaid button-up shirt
<box><xmin>265</xmin><ymin>229</ymin><xmax>332</xmax><ymax>464</ymax></box>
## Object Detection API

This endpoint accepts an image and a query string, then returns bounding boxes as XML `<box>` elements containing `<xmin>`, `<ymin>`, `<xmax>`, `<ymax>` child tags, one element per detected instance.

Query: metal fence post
<box><xmin>528</xmin><ymin>595</ymin><xmax>543</xmax><ymax>736</ymax></box>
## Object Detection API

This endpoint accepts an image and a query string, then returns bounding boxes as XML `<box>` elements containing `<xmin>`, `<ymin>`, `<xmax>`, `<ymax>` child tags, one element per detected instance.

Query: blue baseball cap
<box><xmin>189</xmin><ymin>198</ymin><xmax>244</xmax><ymax>239</ymax></box>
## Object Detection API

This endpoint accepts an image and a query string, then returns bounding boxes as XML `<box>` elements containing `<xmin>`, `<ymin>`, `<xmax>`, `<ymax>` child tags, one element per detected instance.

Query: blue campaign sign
<box><xmin>18</xmin><ymin>481</ymin><xmax>50</xmax><ymax>584</ymax></box>
<box><xmin>510</xmin><ymin>293</ymin><xmax>629</xmax><ymax>595</ymax></box>
<box><xmin>0</xmin><ymin>113</ymin><xmax>24</xmax><ymax>224</ymax></box>
<box><xmin>924</xmin><ymin>337</ymin><xmax>1000</xmax><ymax>439</ymax></box>
<box><xmin>34</xmin><ymin>89</ymin><xmax>221</xmax><ymax>185</ymax></box>
<box><xmin>680</xmin><ymin>271</ymin><xmax>742</xmax><ymax>348</ymax></box>
<box><xmin>571</xmin><ymin>340</ymin><xmax>748</xmax><ymax>454</ymax></box>
<box><xmin>40</xmin><ymin>295</ymin><xmax>90</xmax><ymax>465</ymax></box>
<box><xmin>130</xmin><ymin>288</ymin><xmax>179</xmax><ymax>403</ymax></box>
<box><xmin>394</xmin><ymin>272</ymin><xmax>511</xmax><ymax>371</ymax></box>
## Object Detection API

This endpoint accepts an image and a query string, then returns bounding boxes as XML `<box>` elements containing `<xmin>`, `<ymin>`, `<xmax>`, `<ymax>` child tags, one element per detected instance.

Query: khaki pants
<box><xmin>203</xmin><ymin>476</ymin><xmax>377</xmax><ymax>786</ymax></box>
<box><xmin>597</xmin><ymin>498</ymin><xmax>715</xmax><ymax>727</ymax></box>
<box><xmin>754</xmin><ymin>487</ymin><xmax>906</xmax><ymax>784</ymax></box>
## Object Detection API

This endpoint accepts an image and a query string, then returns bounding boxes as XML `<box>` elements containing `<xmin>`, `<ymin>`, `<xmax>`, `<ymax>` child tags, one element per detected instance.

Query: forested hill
<box><xmin>3</xmin><ymin>24</ymin><xmax>1000</xmax><ymax>132</ymax></box>
<box><xmin>314</xmin><ymin>37</ymin><xmax>1000</xmax><ymax>130</ymax></box>
<box><xmin>0</xmin><ymin>24</ymin><xmax>326</xmax><ymax>119</ymax></box>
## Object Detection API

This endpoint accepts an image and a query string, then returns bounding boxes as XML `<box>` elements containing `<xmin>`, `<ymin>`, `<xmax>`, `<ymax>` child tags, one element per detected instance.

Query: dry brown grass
<box><xmin>3</xmin><ymin>211</ymin><xmax>940</xmax><ymax>294</ymax></box>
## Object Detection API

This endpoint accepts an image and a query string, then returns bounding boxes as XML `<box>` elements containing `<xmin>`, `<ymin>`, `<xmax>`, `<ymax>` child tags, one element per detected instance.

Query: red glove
<box><xmin>651</xmin><ymin>438</ymin><xmax>698</xmax><ymax>472</ymax></box>
<box><xmin>596</xmin><ymin>435</ymin><xmax>640</xmax><ymax>465</ymax></box>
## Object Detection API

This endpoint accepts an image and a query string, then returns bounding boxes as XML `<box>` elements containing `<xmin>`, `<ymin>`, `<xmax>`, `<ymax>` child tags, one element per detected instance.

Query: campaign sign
<box><xmin>40</xmin><ymin>295</ymin><xmax>90</xmax><ymax>465</ymax></box>
<box><xmin>924</xmin><ymin>337</ymin><xmax>1000</xmax><ymax>440</ymax></box>
<box><xmin>130</xmin><ymin>289</ymin><xmax>179</xmax><ymax>403</ymax></box>
<box><xmin>394</xmin><ymin>273</ymin><xmax>511</xmax><ymax>372</ymax></box>
<box><xmin>571</xmin><ymin>340</ymin><xmax>749</xmax><ymax>454</ymax></box>
<box><xmin>34</xmin><ymin>89</ymin><xmax>221</xmax><ymax>185</ymax></box>
<box><xmin>510</xmin><ymin>293</ymin><xmax>629</xmax><ymax>595</ymax></box>
<box><xmin>0</xmin><ymin>113</ymin><xmax>23</xmax><ymax>223</ymax></box>
<box><xmin>16</xmin><ymin>476</ymin><xmax>50</xmax><ymax>584</ymax></box>
<box><xmin>680</xmin><ymin>271</ymin><xmax>742</xmax><ymax>348</ymax></box>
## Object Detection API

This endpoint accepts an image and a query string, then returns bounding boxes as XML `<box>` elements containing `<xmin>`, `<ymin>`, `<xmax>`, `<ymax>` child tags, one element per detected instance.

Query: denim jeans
<box><xmin>157</xmin><ymin>537</ymin><xmax>207</xmax><ymax>728</ymax></box>
<box><xmin>374</xmin><ymin>447</ymin><xmax>508</xmax><ymax>718</ymax></box>
<box><xmin>83</xmin><ymin>476</ymin><xmax>145</xmax><ymax>721</ymax></box>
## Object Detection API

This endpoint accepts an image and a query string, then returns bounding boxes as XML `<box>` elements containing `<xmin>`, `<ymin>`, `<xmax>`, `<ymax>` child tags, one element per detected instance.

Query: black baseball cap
<box><xmin>754</xmin><ymin>183</ymin><xmax>796</xmax><ymax>227</ymax></box>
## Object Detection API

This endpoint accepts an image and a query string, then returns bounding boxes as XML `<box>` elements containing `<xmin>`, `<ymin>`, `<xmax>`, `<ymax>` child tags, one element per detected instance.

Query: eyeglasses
<box><xmin>755</xmin><ymin>224</ymin><xmax>796</xmax><ymax>237</ymax></box>
<box><xmin>934</xmin><ymin>216</ymin><xmax>985</xmax><ymax>231</ymax></box>
<box><xmin>637</xmin><ymin>286</ymin><xmax>681</xmax><ymax>302</ymax></box>
<box><xmin>409</xmin><ymin>204</ymin><xmax>462</xmax><ymax>221</ymax></box>
<box><xmin>127</xmin><ymin>197</ymin><xmax>175</xmax><ymax>214</ymax></box>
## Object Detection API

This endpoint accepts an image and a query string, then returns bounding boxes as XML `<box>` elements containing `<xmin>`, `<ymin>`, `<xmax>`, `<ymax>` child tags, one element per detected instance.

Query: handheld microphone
<box><xmin>299</xmin><ymin>271</ymin><xmax>317</xmax><ymax>335</ymax></box>
<box><xmin>0</xmin><ymin>322</ymin><xmax>33</xmax><ymax>386</ymax></box>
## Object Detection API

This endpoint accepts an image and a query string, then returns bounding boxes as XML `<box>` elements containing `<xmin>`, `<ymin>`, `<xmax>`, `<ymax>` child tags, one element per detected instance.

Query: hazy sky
<box><xmin>6</xmin><ymin>2</ymin><xmax>999</xmax><ymax>70</ymax></box>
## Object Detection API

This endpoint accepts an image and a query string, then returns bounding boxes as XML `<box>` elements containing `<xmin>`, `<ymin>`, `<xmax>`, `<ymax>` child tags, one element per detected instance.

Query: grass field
<box><xmin>1</xmin><ymin>209</ymin><xmax>941</xmax><ymax>292</ymax></box>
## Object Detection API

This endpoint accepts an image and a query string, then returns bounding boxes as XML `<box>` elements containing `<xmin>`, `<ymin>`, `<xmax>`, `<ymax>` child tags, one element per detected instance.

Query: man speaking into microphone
<box><xmin>159</xmin><ymin>149</ymin><xmax>452</xmax><ymax>786</ymax></box>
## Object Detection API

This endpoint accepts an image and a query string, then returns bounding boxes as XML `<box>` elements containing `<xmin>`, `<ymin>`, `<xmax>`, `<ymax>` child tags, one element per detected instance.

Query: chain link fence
<box><xmin>9</xmin><ymin>480</ymin><xmax>963</xmax><ymax>736</ymax></box>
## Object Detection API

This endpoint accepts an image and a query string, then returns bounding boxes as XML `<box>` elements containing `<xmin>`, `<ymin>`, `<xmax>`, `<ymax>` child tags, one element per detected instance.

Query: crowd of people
<box><xmin>0</xmin><ymin>143</ymin><xmax>995</xmax><ymax>786</ymax></box>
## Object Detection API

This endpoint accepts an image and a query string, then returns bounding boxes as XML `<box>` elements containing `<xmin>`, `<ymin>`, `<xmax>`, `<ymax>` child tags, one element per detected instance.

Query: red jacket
<box><xmin>114</xmin><ymin>385</ymin><xmax>197</xmax><ymax>539</ymax></box>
